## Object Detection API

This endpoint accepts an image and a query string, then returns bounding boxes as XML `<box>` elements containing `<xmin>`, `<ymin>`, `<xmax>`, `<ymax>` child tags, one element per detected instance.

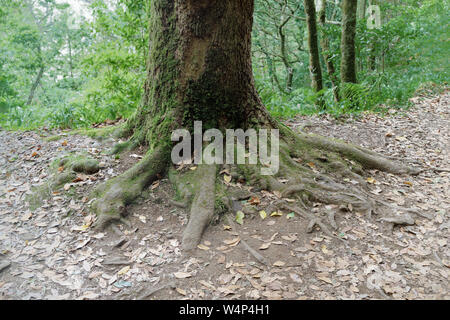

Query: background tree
<box><xmin>318</xmin><ymin>0</ymin><xmax>340</xmax><ymax>102</ymax></box>
<box><xmin>340</xmin><ymin>0</ymin><xmax>358</xmax><ymax>85</ymax></box>
<box><xmin>304</xmin><ymin>0</ymin><xmax>324</xmax><ymax>105</ymax></box>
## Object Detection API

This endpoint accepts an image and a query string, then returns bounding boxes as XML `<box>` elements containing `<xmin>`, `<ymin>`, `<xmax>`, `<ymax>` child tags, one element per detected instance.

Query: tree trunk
<box><xmin>367</xmin><ymin>0</ymin><xmax>377</xmax><ymax>71</ymax></box>
<box><xmin>317</xmin><ymin>0</ymin><xmax>340</xmax><ymax>102</ymax></box>
<box><xmin>340</xmin><ymin>0</ymin><xmax>358</xmax><ymax>84</ymax></box>
<box><xmin>67</xmin><ymin>33</ymin><xmax>74</xmax><ymax>79</ymax></box>
<box><xmin>357</xmin><ymin>0</ymin><xmax>367</xmax><ymax>20</ymax></box>
<box><xmin>27</xmin><ymin>65</ymin><xmax>44</xmax><ymax>106</ymax></box>
<box><xmin>304</xmin><ymin>0</ymin><xmax>323</xmax><ymax>98</ymax></box>
<box><xmin>126</xmin><ymin>0</ymin><xmax>274</xmax><ymax>150</ymax></box>
<box><xmin>278</xmin><ymin>14</ymin><xmax>293</xmax><ymax>92</ymax></box>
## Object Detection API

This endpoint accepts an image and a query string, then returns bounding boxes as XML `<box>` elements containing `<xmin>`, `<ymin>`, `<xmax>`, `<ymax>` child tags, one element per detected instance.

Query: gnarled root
<box><xmin>182</xmin><ymin>164</ymin><xmax>217</xmax><ymax>250</ymax></box>
<box><xmin>88</xmin><ymin>127</ymin><xmax>428</xmax><ymax>251</ymax></box>
<box><xmin>91</xmin><ymin>145</ymin><xmax>170</xmax><ymax>230</ymax></box>
<box><xmin>294</xmin><ymin>132</ymin><xmax>421</xmax><ymax>175</ymax></box>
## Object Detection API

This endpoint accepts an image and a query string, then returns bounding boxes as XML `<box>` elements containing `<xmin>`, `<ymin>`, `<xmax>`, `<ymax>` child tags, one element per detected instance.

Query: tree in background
<box><xmin>318</xmin><ymin>0</ymin><xmax>340</xmax><ymax>102</ymax></box>
<box><xmin>0</xmin><ymin>0</ymin><xmax>91</xmax><ymax>126</ymax></box>
<box><xmin>340</xmin><ymin>0</ymin><xmax>358</xmax><ymax>85</ymax></box>
<box><xmin>304</xmin><ymin>0</ymin><xmax>324</xmax><ymax>106</ymax></box>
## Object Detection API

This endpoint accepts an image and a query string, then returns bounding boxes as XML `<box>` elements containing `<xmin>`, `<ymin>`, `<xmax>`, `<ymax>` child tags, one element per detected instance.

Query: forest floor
<box><xmin>0</xmin><ymin>91</ymin><xmax>448</xmax><ymax>300</ymax></box>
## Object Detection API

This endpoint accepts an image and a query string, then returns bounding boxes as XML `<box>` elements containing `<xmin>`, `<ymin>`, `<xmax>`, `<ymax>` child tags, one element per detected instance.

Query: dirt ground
<box><xmin>0</xmin><ymin>91</ymin><xmax>448</xmax><ymax>300</ymax></box>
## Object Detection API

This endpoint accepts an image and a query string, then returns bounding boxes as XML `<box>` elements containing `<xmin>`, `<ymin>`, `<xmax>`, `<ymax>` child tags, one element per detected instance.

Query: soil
<box><xmin>0</xmin><ymin>91</ymin><xmax>448</xmax><ymax>300</ymax></box>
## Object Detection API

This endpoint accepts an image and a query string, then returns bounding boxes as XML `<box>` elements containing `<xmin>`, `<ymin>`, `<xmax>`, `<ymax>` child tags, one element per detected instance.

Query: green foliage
<box><xmin>253</xmin><ymin>0</ymin><xmax>449</xmax><ymax>118</ymax></box>
<box><xmin>72</xmin><ymin>0</ymin><xmax>149</xmax><ymax>127</ymax></box>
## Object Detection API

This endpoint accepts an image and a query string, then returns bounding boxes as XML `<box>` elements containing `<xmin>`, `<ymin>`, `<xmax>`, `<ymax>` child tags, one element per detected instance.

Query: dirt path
<box><xmin>0</xmin><ymin>92</ymin><xmax>448</xmax><ymax>300</ymax></box>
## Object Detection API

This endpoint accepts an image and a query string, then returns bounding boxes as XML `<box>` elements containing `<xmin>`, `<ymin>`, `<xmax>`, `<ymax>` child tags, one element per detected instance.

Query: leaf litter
<box><xmin>0</xmin><ymin>92</ymin><xmax>449</xmax><ymax>300</ymax></box>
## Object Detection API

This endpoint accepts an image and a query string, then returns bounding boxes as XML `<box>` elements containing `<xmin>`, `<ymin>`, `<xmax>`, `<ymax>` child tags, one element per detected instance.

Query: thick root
<box><xmin>379</xmin><ymin>214</ymin><xmax>415</xmax><ymax>232</ymax></box>
<box><xmin>294</xmin><ymin>132</ymin><xmax>420</xmax><ymax>175</ymax></box>
<box><xmin>182</xmin><ymin>164</ymin><xmax>217</xmax><ymax>250</ymax></box>
<box><xmin>91</xmin><ymin>145</ymin><xmax>170</xmax><ymax>230</ymax></box>
<box><xmin>86</xmin><ymin>126</ymin><xmax>427</xmax><ymax>251</ymax></box>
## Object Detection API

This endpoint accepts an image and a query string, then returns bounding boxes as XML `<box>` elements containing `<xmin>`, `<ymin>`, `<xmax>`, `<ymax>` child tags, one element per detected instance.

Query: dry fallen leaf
<box><xmin>174</xmin><ymin>272</ymin><xmax>192</xmax><ymax>279</ymax></box>
<box><xmin>249</xmin><ymin>196</ymin><xmax>260</xmax><ymax>205</ymax></box>
<box><xmin>367</xmin><ymin>177</ymin><xmax>376</xmax><ymax>184</ymax></box>
<box><xmin>151</xmin><ymin>180</ymin><xmax>160</xmax><ymax>190</ymax></box>
<box><xmin>307</xmin><ymin>162</ymin><xmax>316</xmax><ymax>169</ymax></box>
<box><xmin>273</xmin><ymin>261</ymin><xmax>286</xmax><ymax>267</ymax></box>
<box><xmin>21</xmin><ymin>212</ymin><xmax>32</xmax><ymax>221</ymax></box>
<box><xmin>270</xmin><ymin>211</ymin><xmax>283</xmax><ymax>217</ymax></box>
<box><xmin>117</xmin><ymin>266</ymin><xmax>130</xmax><ymax>276</ymax></box>
<box><xmin>273</xmin><ymin>191</ymin><xmax>282</xmax><ymax>198</ymax></box>
<box><xmin>223</xmin><ymin>237</ymin><xmax>240</xmax><ymax>247</ymax></box>
<box><xmin>223</xmin><ymin>175</ymin><xmax>232</xmax><ymax>183</ymax></box>
<box><xmin>176</xmin><ymin>288</ymin><xmax>187</xmax><ymax>296</ymax></box>
<box><xmin>197</xmin><ymin>244</ymin><xmax>210</xmax><ymax>251</ymax></box>
<box><xmin>259</xmin><ymin>210</ymin><xmax>267</xmax><ymax>220</ymax></box>
<box><xmin>199</xmin><ymin>280</ymin><xmax>215</xmax><ymax>290</ymax></box>
<box><xmin>317</xmin><ymin>275</ymin><xmax>333</xmax><ymax>284</ymax></box>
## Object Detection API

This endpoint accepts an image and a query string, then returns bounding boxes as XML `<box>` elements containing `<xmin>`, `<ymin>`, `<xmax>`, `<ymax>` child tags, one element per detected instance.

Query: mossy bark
<box><xmin>304</xmin><ymin>0</ymin><xmax>324</xmax><ymax>104</ymax></box>
<box><xmin>125</xmin><ymin>0</ymin><xmax>275</xmax><ymax>151</ymax></box>
<box><xmin>340</xmin><ymin>0</ymin><xmax>358</xmax><ymax>85</ymax></box>
<box><xmin>92</xmin><ymin>145</ymin><xmax>171</xmax><ymax>228</ymax></box>
<box><xmin>318</xmin><ymin>0</ymin><xmax>340</xmax><ymax>102</ymax></box>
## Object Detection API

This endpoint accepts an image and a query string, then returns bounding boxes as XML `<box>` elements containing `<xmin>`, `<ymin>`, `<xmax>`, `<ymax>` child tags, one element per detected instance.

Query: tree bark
<box><xmin>67</xmin><ymin>32</ymin><xmax>73</xmax><ymax>79</ymax></box>
<box><xmin>357</xmin><ymin>0</ymin><xmax>367</xmax><ymax>20</ymax></box>
<box><xmin>278</xmin><ymin>11</ymin><xmax>294</xmax><ymax>92</ymax></box>
<box><xmin>126</xmin><ymin>0</ymin><xmax>274</xmax><ymax>150</ymax></box>
<box><xmin>303</xmin><ymin>0</ymin><xmax>323</xmax><ymax>104</ymax></box>
<box><xmin>367</xmin><ymin>0</ymin><xmax>377</xmax><ymax>71</ymax></box>
<box><xmin>317</xmin><ymin>0</ymin><xmax>340</xmax><ymax>102</ymax></box>
<box><xmin>27</xmin><ymin>65</ymin><xmax>44</xmax><ymax>106</ymax></box>
<box><xmin>340</xmin><ymin>0</ymin><xmax>358</xmax><ymax>84</ymax></box>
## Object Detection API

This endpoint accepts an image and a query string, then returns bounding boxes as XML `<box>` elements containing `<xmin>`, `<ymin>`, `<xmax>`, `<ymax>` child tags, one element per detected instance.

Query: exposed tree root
<box><xmin>294</xmin><ymin>131</ymin><xmax>421</xmax><ymax>175</ymax></box>
<box><xmin>280</xmin><ymin>203</ymin><xmax>337</xmax><ymax>239</ymax></box>
<box><xmin>181</xmin><ymin>164</ymin><xmax>217</xmax><ymax>250</ymax></box>
<box><xmin>91</xmin><ymin>145</ymin><xmax>170</xmax><ymax>230</ymax></box>
<box><xmin>379</xmin><ymin>214</ymin><xmax>415</xmax><ymax>232</ymax></box>
<box><xmin>224</xmin><ymin>215</ymin><xmax>269</xmax><ymax>266</ymax></box>
<box><xmin>240</xmin><ymin>239</ymin><xmax>270</xmax><ymax>266</ymax></box>
<box><xmin>327</xmin><ymin>210</ymin><xmax>338</xmax><ymax>230</ymax></box>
